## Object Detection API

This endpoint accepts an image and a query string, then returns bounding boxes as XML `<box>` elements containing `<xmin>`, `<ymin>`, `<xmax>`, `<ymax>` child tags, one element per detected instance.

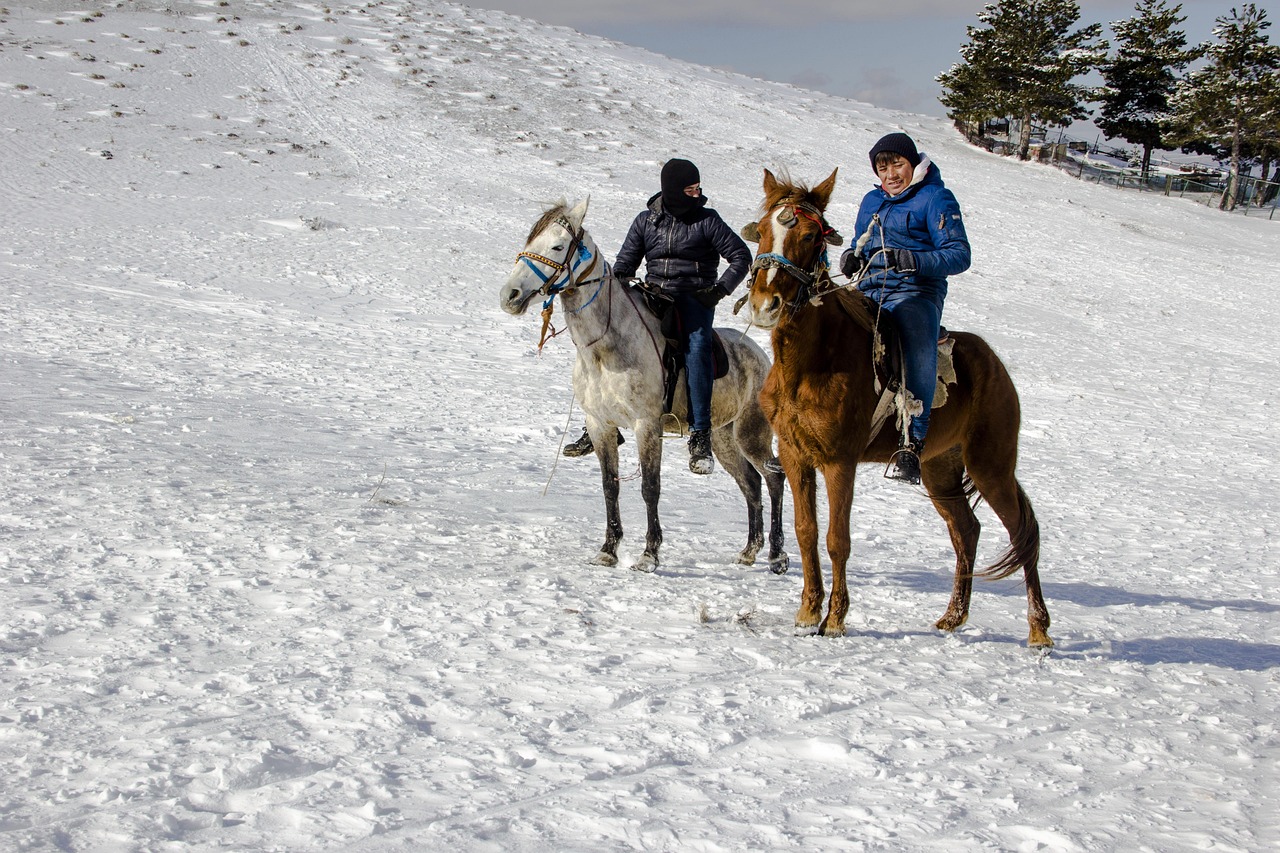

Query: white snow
<box><xmin>1</xmin><ymin>1</ymin><xmax>1277</xmax><ymax>851</ymax></box>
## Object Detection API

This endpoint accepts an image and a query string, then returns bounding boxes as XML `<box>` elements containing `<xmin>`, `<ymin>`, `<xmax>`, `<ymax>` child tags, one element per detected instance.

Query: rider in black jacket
<box><xmin>563</xmin><ymin>159</ymin><xmax>750</xmax><ymax>474</ymax></box>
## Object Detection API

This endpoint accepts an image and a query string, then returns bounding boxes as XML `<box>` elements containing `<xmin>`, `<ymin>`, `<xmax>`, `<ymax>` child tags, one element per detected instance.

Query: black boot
<box><xmin>688</xmin><ymin>428</ymin><xmax>714</xmax><ymax>475</ymax></box>
<box><xmin>563</xmin><ymin>428</ymin><xmax>623</xmax><ymax>458</ymax></box>
<box><xmin>885</xmin><ymin>438</ymin><xmax>922</xmax><ymax>485</ymax></box>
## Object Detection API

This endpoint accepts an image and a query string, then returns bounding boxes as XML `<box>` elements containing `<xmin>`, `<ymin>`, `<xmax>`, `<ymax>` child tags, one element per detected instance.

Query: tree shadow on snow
<box><xmin>1058</xmin><ymin>636</ymin><xmax>1280</xmax><ymax>670</ymax></box>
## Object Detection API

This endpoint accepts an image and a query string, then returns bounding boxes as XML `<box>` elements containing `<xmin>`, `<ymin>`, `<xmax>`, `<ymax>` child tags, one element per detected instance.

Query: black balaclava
<box><xmin>660</xmin><ymin>158</ymin><xmax>707</xmax><ymax>219</ymax></box>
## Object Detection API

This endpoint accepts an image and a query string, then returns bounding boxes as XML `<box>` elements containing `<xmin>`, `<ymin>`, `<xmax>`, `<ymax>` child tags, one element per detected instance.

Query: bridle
<box><xmin>515</xmin><ymin>215</ymin><xmax>605</xmax><ymax>311</ymax></box>
<box><xmin>514</xmin><ymin>214</ymin><xmax>621</xmax><ymax>351</ymax></box>
<box><xmin>749</xmin><ymin>200</ymin><xmax>843</xmax><ymax>313</ymax></box>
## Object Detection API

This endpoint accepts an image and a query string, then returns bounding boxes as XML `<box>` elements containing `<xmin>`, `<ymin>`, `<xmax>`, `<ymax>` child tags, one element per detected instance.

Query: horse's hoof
<box><xmin>793</xmin><ymin>623</ymin><xmax>820</xmax><ymax>637</ymax></box>
<box><xmin>735</xmin><ymin>551</ymin><xmax>758</xmax><ymax>566</ymax></box>
<box><xmin>1029</xmin><ymin>633</ymin><xmax>1054</xmax><ymax>650</ymax></box>
<box><xmin>630</xmin><ymin>555</ymin><xmax>658</xmax><ymax>573</ymax></box>
<box><xmin>590</xmin><ymin>551</ymin><xmax>618</xmax><ymax>567</ymax></box>
<box><xmin>820</xmin><ymin>623</ymin><xmax>847</xmax><ymax>638</ymax></box>
<box><xmin>769</xmin><ymin>554</ymin><xmax>790</xmax><ymax>575</ymax></box>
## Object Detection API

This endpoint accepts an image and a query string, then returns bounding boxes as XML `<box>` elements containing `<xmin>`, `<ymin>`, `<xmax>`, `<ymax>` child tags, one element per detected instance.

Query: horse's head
<box><xmin>741</xmin><ymin>168</ymin><xmax>840</xmax><ymax>329</ymax></box>
<box><xmin>500</xmin><ymin>197</ymin><xmax>595</xmax><ymax>316</ymax></box>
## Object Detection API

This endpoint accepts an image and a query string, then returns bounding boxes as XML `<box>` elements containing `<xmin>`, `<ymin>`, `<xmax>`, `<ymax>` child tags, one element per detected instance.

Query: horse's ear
<box><xmin>813</xmin><ymin>168</ymin><xmax>838</xmax><ymax>210</ymax></box>
<box><xmin>740</xmin><ymin>221</ymin><xmax>761</xmax><ymax>243</ymax></box>
<box><xmin>763</xmin><ymin>168</ymin><xmax>779</xmax><ymax>196</ymax></box>
<box><xmin>567</xmin><ymin>196</ymin><xmax>590</xmax><ymax>229</ymax></box>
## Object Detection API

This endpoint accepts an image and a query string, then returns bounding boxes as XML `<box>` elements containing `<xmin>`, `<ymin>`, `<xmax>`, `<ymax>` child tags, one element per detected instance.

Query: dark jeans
<box><xmin>672</xmin><ymin>293</ymin><xmax>715</xmax><ymax>433</ymax></box>
<box><xmin>882</xmin><ymin>294</ymin><xmax>942</xmax><ymax>445</ymax></box>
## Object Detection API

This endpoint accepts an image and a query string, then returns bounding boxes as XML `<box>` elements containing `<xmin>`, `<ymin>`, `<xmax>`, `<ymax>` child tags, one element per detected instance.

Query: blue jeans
<box><xmin>673</xmin><ymin>293</ymin><xmax>715</xmax><ymax>432</ymax></box>
<box><xmin>882</xmin><ymin>294</ymin><xmax>942</xmax><ymax>445</ymax></box>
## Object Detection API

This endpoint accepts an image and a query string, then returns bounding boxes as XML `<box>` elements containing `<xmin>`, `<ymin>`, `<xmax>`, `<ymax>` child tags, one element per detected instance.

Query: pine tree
<box><xmin>1096</xmin><ymin>0</ymin><xmax>1200</xmax><ymax>180</ymax></box>
<box><xmin>938</xmin><ymin>0</ymin><xmax>1108</xmax><ymax>160</ymax></box>
<box><xmin>1167</xmin><ymin>4</ymin><xmax>1280</xmax><ymax>210</ymax></box>
<box><xmin>1250</xmin><ymin>84</ymin><xmax>1280</xmax><ymax>204</ymax></box>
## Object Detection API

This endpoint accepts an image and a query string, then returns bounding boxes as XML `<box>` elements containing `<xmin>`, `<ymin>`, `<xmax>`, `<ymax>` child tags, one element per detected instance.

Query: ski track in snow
<box><xmin>1</xmin><ymin>2</ymin><xmax>1277</xmax><ymax>851</ymax></box>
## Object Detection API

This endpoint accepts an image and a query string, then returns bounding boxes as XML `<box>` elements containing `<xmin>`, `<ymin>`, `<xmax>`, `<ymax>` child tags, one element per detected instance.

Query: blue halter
<box><xmin>750</xmin><ymin>250</ymin><xmax>828</xmax><ymax>287</ymax></box>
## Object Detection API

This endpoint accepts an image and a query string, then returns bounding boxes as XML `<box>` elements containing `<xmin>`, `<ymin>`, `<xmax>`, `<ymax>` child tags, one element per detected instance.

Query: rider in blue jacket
<box><xmin>840</xmin><ymin>132</ymin><xmax>971</xmax><ymax>485</ymax></box>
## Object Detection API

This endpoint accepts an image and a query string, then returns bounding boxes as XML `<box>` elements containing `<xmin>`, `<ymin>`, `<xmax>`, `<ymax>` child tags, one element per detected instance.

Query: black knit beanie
<box><xmin>660</xmin><ymin>158</ymin><xmax>706</xmax><ymax>218</ymax></box>
<box><xmin>868</xmin><ymin>132</ymin><xmax>921</xmax><ymax>172</ymax></box>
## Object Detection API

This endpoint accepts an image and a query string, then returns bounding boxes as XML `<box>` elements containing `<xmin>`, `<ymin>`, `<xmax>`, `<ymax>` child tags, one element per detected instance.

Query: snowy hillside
<box><xmin>1</xmin><ymin>1</ymin><xmax>1277</xmax><ymax>850</ymax></box>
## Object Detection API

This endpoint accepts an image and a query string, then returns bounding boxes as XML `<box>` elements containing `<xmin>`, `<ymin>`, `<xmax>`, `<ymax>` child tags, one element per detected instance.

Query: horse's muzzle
<box><xmin>747</xmin><ymin>291</ymin><xmax>783</xmax><ymax>329</ymax></box>
<box><xmin>500</xmin><ymin>285</ymin><xmax>535</xmax><ymax>316</ymax></box>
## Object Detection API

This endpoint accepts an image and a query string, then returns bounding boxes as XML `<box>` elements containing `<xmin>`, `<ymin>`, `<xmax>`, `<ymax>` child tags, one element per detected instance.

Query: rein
<box><xmin>537</xmin><ymin>261</ymin><xmax>610</xmax><ymax>351</ymax></box>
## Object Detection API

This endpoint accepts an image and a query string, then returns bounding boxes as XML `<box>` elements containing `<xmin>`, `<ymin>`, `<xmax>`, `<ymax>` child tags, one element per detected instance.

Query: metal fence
<box><xmin>1048</xmin><ymin>146</ymin><xmax>1280</xmax><ymax>219</ymax></box>
<box><xmin>973</xmin><ymin>126</ymin><xmax>1280</xmax><ymax>219</ymax></box>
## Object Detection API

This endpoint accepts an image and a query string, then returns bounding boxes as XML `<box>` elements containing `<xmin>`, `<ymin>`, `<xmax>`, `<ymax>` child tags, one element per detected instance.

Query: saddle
<box><xmin>831</xmin><ymin>288</ymin><xmax>957</xmax><ymax>444</ymax></box>
<box><xmin>636</xmin><ymin>287</ymin><xmax>729</xmax><ymax>420</ymax></box>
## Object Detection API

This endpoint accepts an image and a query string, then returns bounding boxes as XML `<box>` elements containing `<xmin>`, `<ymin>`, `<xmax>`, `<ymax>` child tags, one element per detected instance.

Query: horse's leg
<box><xmin>763</xmin><ymin>464</ymin><xmax>789</xmax><ymax>574</ymax></box>
<box><xmin>993</xmin><ymin>480</ymin><xmax>1051</xmax><ymax>648</ymax></box>
<box><xmin>630</xmin><ymin>418</ymin><xmax>664</xmax><ymax>573</ymax></box>
<box><xmin>785</xmin><ymin>448</ymin><xmax>823</xmax><ymax>634</ymax></box>
<box><xmin>820</xmin><ymin>461</ymin><xmax>855</xmax><ymax>637</ymax></box>
<box><xmin>921</xmin><ymin>447</ymin><xmax>978</xmax><ymax>633</ymax></box>
<box><xmin>733</xmin><ymin>405</ymin><xmax>789</xmax><ymax>573</ymax></box>
<box><xmin>710</xmin><ymin>424</ymin><xmax>764</xmax><ymax>566</ymax></box>
<box><xmin>590</xmin><ymin>423</ymin><xmax>623</xmax><ymax>567</ymax></box>
<box><xmin>965</xmin><ymin>448</ymin><xmax>1053</xmax><ymax>649</ymax></box>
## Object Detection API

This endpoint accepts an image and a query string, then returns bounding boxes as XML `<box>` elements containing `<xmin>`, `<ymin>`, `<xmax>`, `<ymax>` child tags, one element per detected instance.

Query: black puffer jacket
<box><xmin>613</xmin><ymin>193</ymin><xmax>751</xmax><ymax>295</ymax></box>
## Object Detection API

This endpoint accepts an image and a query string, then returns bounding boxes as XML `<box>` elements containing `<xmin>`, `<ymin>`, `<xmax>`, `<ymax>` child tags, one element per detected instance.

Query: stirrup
<box><xmin>884</xmin><ymin>445</ymin><xmax>921</xmax><ymax>485</ymax></box>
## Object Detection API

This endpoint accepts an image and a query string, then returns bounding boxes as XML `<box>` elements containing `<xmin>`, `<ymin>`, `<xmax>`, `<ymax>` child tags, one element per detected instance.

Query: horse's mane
<box><xmin>760</xmin><ymin>170</ymin><xmax>818</xmax><ymax>215</ymax></box>
<box><xmin>526</xmin><ymin>201</ymin><xmax>572</xmax><ymax>245</ymax></box>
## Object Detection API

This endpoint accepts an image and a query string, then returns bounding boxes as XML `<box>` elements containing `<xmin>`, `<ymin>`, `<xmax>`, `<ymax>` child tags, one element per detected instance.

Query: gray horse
<box><xmin>500</xmin><ymin>198</ymin><xmax>789</xmax><ymax>574</ymax></box>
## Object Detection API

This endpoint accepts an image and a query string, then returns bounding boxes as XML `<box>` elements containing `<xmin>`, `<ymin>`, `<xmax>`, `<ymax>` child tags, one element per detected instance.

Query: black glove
<box><xmin>839</xmin><ymin>248</ymin><xmax>866</xmax><ymax>279</ymax></box>
<box><xmin>885</xmin><ymin>248</ymin><xmax>917</xmax><ymax>274</ymax></box>
<box><xmin>694</xmin><ymin>284</ymin><xmax>729</xmax><ymax>309</ymax></box>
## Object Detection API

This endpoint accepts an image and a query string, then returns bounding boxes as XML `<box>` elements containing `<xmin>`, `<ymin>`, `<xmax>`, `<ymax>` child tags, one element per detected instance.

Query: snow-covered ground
<box><xmin>1</xmin><ymin>2</ymin><xmax>1277</xmax><ymax>850</ymax></box>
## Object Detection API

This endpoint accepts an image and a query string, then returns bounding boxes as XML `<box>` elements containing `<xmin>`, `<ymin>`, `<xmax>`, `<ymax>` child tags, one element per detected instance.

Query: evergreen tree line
<box><xmin>937</xmin><ymin>0</ymin><xmax>1280</xmax><ymax>210</ymax></box>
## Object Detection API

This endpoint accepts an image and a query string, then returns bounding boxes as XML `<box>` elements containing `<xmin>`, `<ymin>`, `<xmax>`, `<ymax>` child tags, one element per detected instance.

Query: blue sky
<box><xmin>471</xmin><ymin>0</ymin><xmax>1261</xmax><ymax>141</ymax></box>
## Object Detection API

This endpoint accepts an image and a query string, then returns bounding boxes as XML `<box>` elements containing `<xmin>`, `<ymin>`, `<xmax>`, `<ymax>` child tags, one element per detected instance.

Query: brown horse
<box><xmin>742</xmin><ymin>168</ymin><xmax>1052</xmax><ymax>647</ymax></box>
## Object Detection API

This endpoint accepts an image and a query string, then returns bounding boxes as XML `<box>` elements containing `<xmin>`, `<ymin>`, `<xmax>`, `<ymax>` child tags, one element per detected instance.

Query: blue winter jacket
<box><xmin>614</xmin><ymin>193</ymin><xmax>751</xmax><ymax>295</ymax></box>
<box><xmin>852</xmin><ymin>160</ymin><xmax>970</xmax><ymax>306</ymax></box>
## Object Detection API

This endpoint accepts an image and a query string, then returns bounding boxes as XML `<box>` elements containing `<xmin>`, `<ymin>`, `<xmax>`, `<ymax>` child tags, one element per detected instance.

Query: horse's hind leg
<box><xmin>711</xmin><ymin>425</ymin><xmax>763</xmax><ymax>566</ymax></box>
<box><xmin>762</xmin><ymin>466</ymin><xmax>789</xmax><ymax>574</ymax></box>
<box><xmin>965</xmin><ymin>451</ymin><xmax>1053</xmax><ymax>648</ymax></box>
<box><xmin>921</xmin><ymin>448</ymin><xmax>978</xmax><ymax>633</ymax></box>
<box><xmin>731</xmin><ymin>407</ymin><xmax>789</xmax><ymax>573</ymax></box>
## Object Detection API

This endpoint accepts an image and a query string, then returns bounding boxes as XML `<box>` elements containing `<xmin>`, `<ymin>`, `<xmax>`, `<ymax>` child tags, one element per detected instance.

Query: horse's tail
<box><xmin>969</xmin><ymin>476</ymin><xmax>1040</xmax><ymax>582</ymax></box>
